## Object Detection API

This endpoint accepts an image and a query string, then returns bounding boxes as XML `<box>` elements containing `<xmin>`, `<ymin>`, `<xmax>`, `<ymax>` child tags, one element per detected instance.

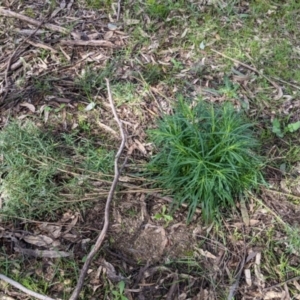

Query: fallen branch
<box><xmin>26</xmin><ymin>39</ymin><xmax>58</xmax><ymax>53</ymax></box>
<box><xmin>69</xmin><ymin>78</ymin><xmax>126</xmax><ymax>300</ymax></box>
<box><xmin>0</xmin><ymin>8</ymin><xmax>69</xmax><ymax>34</ymax></box>
<box><xmin>0</xmin><ymin>274</ymin><xmax>55</xmax><ymax>300</ymax></box>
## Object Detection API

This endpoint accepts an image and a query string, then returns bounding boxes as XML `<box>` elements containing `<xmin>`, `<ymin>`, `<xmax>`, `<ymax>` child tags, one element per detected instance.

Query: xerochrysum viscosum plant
<box><xmin>148</xmin><ymin>98</ymin><xmax>264</xmax><ymax>222</ymax></box>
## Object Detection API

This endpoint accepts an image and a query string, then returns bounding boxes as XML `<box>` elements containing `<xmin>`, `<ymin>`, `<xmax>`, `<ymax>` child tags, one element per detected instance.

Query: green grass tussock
<box><xmin>148</xmin><ymin>98</ymin><xmax>265</xmax><ymax>222</ymax></box>
<box><xmin>0</xmin><ymin>121</ymin><xmax>114</xmax><ymax>221</ymax></box>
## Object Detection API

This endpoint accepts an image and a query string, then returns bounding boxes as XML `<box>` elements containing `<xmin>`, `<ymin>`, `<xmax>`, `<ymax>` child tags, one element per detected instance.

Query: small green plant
<box><xmin>33</xmin><ymin>77</ymin><xmax>52</xmax><ymax>95</ymax></box>
<box><xmin>272</xmin><ymin>118</ymin><xmax>300</xmax><ymax>138</ymax></box>
<box><xmin>111</xmin><ymin>281</ymin><xmax>128</xmax><ymax>300</ymax></box>
<box><xmin>148</xmin><ymin>98</ymin><xmax>264</xmax><ymax>222</ymax></box>
<box><xmin>218</xmin><ymin>76</ymin><xmax>240</xmax><ymax>100</ymax></box>
<box><xmin>146</xmin><ymin>0</ymin><xmax>170</xmax><ymax>19</ymax></box>
<box><xmin>140</xmin><ymin>64</ymin><xmax>165</xmax><ymax>85</ymax></box>
<box><xmin>285</xmin><ymin>225</ymin><xmax>300</xmax><ymax>254</ymax></box>
<box><xmin>153</xmin><ymin>205</ymin><xmax>173</xmax><ymax>226</ymax></box>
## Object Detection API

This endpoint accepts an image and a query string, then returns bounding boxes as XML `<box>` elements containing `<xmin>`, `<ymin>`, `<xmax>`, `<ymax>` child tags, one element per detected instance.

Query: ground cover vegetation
<box><xmin>148</xmin><ymin>99</ymin><xmax>264</xmax><ymax>222</ymax></box>
<box><xmin>0</xmin><ymin>0</ymin><xmax>300</xmax><ymax>299</ymax></box>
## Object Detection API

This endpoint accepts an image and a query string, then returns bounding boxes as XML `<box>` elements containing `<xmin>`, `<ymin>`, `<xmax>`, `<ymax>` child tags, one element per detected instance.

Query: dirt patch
<box><xmin>111</xmin><ymin>193</ymin><xmax>196</xmax><ymax>264</ymax></box>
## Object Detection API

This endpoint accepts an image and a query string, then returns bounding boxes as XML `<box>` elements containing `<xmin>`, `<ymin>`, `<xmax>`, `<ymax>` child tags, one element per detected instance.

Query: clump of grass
<box><xmin>148</xmin><ymin>98</ymin><xmax>264</xmax><ymax>222</ymax></box>
<box><xmin>146</xmin><ymin>0</ymin><xmax>171</xmax><ymax>19</ymax></box>
<box><xmin>0</xmin><ymin>121</ymin><xmax>114</xmax><ymax>221</ymax></box>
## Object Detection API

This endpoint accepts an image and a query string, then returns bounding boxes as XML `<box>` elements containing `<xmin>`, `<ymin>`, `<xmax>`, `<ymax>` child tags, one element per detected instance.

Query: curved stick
<box><xmin>69</xmin><ymin>78</ymin><xmax>126</xmax><ymax>300</ymax></box>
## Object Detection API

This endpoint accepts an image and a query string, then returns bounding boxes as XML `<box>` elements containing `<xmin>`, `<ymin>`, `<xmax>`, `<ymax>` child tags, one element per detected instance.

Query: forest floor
<box><xmin>1</xmin><ymin>1</ymin><xmax>300</xmax><ymax>299</ymax></box>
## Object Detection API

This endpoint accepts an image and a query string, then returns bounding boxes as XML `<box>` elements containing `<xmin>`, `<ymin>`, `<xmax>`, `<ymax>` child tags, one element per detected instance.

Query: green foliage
<box><xmin>285</xmin><ymin>225</ymin><xmax>300</xmax><ymax>254</ymax></box>
<box><xmin>154</xmin><ymin>205</ymin><xmax>173</xmax><ymax>226</ymax></box>
<box><xmin>76</xmin><ymin>63</ymin><xmax>115</xmax><ymax>101</ymax></box>
<box><xmin>111</xmin><ymin>281</ymin><xmax>128</xmax><ymax>300</ymax></box>
<box><xmin>272</xmin><ymin>118</ymin><xmax>300</xmax><ymax>138</ymax></box>
<box><xmin>148</xmin><ymin>98</ymin><xmax>264</xmax><ymax>222</ymax></box>
<box><xmin>146</xmin><ymin>0</ymin><xmax>170</xmax><ymax>19</ymax></box>
<box><xmin>0</xmin><ymin>121</ymin><xmax>114</xmax><ymax>220</ymax></box>
<box><xmin>84</xmin><ymin>0</ymin><xmax>112</xmax><ymax>9</ymax></box>
<box><xmin>140</xmin><ymin>63</ymin><xmax>166</xmax><ymax>85</ymax></box>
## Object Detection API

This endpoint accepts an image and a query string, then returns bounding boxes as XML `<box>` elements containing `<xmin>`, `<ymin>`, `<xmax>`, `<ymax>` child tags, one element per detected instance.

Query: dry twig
<box><xmin>0</xmin><ymin>8</ymin><xmax>69</xmax><ymax>34</ymax></box>
<box><xmin>117</xmin><ymin>0</ymin><xmax>122</xmax><ymax>21</ymax></box>
<box><xmin>69</xmin><ymin>78</ymin><xmax>126</xmax><ymax>300</ymax></box>
<box><xmin>0</xmin><ymin>274</ymin><xmax>55</xmax><ymax>300</ymax></box>
<box><xmin>60</xmin><ymin>39</ymin><xmax>116</xmax><ymax>47</ymax></box>
<box><xmin>263</xmin><ymin>276</ymin><xmax>300</xmax><ymax>291</ymax></box>
<box><xmin>211</xmin><ymin>49</ymin><xmax>283</xmax><ymax>100</ymax></box>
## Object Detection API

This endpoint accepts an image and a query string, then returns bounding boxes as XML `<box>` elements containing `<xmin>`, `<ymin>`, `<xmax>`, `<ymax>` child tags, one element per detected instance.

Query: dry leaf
<box><xmin>64</xmin><ymin>213</ymin><xmax>79</xmax><ymax>234</ymax></box>
<box><xmin>98</xmin><ymin>121</ymin><xmax>118</xmax><ymax>138</ymax></box>
<box><xmin>61</xmin><ymin>211</ymin><xmax>74</xmax><ymax>222</ymax></box>
<box><xmin>20</xmin><ymin>102</ymin><xmax>35</xmax><ymax>112</ymax></box>
<box><xmin>245</xmin><ymin>269</ymin><xmax>252</xmax><ymax>286</ymax></box>
<box><xmin>100</xmin><ymin>258</ymin><xmax>125</xmax><ymax>282</ymax></box>
<box><xmin>254</xmin><ymin>252</ymin><xmax>265</xmax><ymax>285</ymax></box>
<box><xmin>246</xmin><ymin>250</ymin><xmax>258</xmax><ymax>263</ymax></box>
<box><xmin>293</xmin><ymin>280</ymin><xmax>300</xmax><ymax>291</ymax></box>
<box><xmin>107</xmin><ymin>23</ymin><xmax>118</xmax><ymax>30</ymax></box>
<box><xmin>104</xmin><ymin>31</ymin><xmax>114</xmax><ymax>40</ymax></box>
<box><xmin>38</xmin><ymin>224</ymin><xmax>62</xmax><ymax>239</ymax></box>
<box><xmin>63</xmin><ymin>233</ymin><xmax>78</xmax><ymax>242</ymax></box>
<box><xmin>17</xmin><ymin>115</ymin><xmax>29</xmax><ymax>120</ymax></box>
<box><xmin>134</xmin><ymin>139</ymin><xmax>147</xmax><ymax>155</ymax></box>
<box><xmin>124</xmin><ymin>19</ymin><xmax>140</xmax><ymax>25</ymax></box>
<box><xmin>84</xmin><ymin>102</ymin><xmax>96</xmax><ymax>111</ymax></box>
<box><xmin>264</xmin><ymin>291</ymin><xmax>285</xmax><ymax>299</ymax></box>
<box><xmin>196</xmin><ymin>248</ymin><xmax>217</xmax><ymax>259</ymax></box>
<box><xmin>23</xmin><ymin>234</ymin><xmax>53</xmax><ymax>247</ymax></box>
<box><xmin>250</xmin><ymin>219</ymin><xmax>260</xmax><ymax>226</ymax></box>
<box><xmin>14</xmin><ymin>247</ymin><xmax>71</xmax><ymax>258</ymax></box>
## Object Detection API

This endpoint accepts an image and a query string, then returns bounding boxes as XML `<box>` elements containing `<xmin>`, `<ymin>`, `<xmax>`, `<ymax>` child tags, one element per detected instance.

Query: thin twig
<box><xmin>60</xmin><ymin>39</ymin><xmax>116</xmax><ymax>47</ymax></box>
<box><xmin>266</xmin><ymin>188</ymin><xmax>300</xmax><ymax>202</ymax></box>
<box><xmin>166</xmin><ymin>272</ymin><xmax>179</xmax><ymax>300</ymax></box>
<box><xmin>0</xmin><ymin>274</ymin><xmax>55</xmax><ymax>300</ymax></box>
<box><xmin>271</xmin><ymin>76</ymin><xmax>300</xmax><ymax>90</ymax></box>
<box><xmin>211</xmin><ymin>49</ymin><xmax>283</xmax><ymax>100</ymax></box>
<box><xmin>263</xmin><ymin>275</ymin><xmax>300</xmax><ymax>291</ymax></box>
<box><xmin>227</xmin><ymin>234</ymin><xmax>246</xmax><ymax>300</ymax></box>
<box><xmin>69</xmin><ymin>79</ymin><xmax>126</xmax><ymax>300</ymax></box>
<box><xmin>117</xmin><ymin>0</ymin><xmax>122</xmax><ymax>21</ymax></box>
<box><xmin>0</xmin><ymin>8</ymin><xmax>69</xmax><ymax>34</ymax></box>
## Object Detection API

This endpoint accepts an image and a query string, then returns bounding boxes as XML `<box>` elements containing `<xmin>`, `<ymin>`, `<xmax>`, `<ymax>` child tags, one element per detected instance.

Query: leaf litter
<box><xmin>1</xmin><ymin>0</ymin><xmax>300</xmax><ymax>299</ymax></box>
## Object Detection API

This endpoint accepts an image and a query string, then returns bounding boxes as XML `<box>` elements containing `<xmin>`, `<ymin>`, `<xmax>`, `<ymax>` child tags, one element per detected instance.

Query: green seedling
<box><xmin>112</xmin><ymin>281</ymin><xmax>128</xmax><ymax>300</ymax></box>
<box><xmin>218</xmin><ymin>76</ymin><xmax>240</xmax><ymax>99</ymax></box>
<box><xmin>171</xmin><ymin>58</ymin><xmax>184</xmax><ymax>72</ymax></box>
<box><xmin>148</xmin><ymin>98</ymin><xmax>264</xmax><ymax>222</ymax></box>
<box><xmin>154</xmin><ymin>205</ymin><xmax>173</xmax><ymax>226</ymax></box>
<box><xmin>272</xmin><ymin>118</ymin><xmax>300</xmax><ymax>138</ymax></box>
